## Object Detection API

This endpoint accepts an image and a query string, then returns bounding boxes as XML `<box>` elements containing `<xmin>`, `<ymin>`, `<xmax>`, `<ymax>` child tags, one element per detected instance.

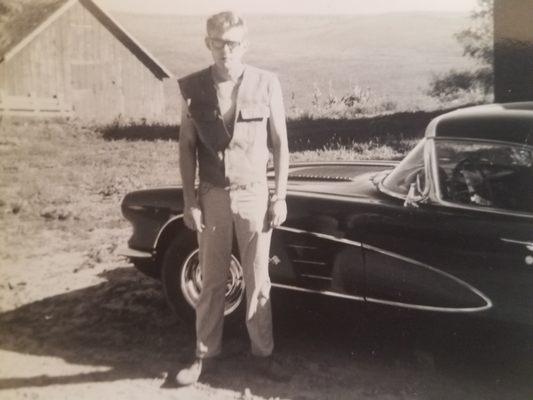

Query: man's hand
<box><xmin>269</xmin><ymin>199</ymin><xmax>287</xmax><ymax>228</ymax></box>
<box><xmin>184</xmin><ymin>206</ymin><xmax>204</xmax><ymax>232</ymax></box>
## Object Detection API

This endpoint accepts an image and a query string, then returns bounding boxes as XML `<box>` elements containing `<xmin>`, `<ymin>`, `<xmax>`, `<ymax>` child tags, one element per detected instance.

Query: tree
<box><xmin>427</xmin><ymin>0</ymin><xmax>493</xmax><ymax>101</ymax></box>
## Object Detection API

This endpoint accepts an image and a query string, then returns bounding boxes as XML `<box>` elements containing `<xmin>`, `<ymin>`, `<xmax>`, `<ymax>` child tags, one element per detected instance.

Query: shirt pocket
<box><xmin>238</xmin><ymin>105</ymin><xmax>270</xmax><ymax>122</ymax></box>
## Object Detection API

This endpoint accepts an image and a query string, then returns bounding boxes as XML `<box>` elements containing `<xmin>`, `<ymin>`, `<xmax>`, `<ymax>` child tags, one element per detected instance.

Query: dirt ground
<box><xmin>1</xmin><ymin>120</ymin><xmax>532</xmax><ymax>399</ymax></box>
<box><xmin>1</xmin><ymin>232</ymin><xmax>532</xmax><ymax>400</ymax></box>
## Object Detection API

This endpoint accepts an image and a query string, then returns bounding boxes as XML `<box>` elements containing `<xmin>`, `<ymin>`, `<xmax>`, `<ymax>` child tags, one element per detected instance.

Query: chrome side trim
<box><xmin>500</xmin><ymin>238</ymin><xmax>533</xmax><ymax>246</ymax></box>
<box><xmin>153</xmin><ymin>214</ymin><xmax>184</xmax><ymax>250</ymax></box>
<box><xmin>285</xmin><ymin>190</ymin><xmax>385</xmax><ymax>205</ymax></box>
<box><xmin>364</xmin><ymin>243</ymin><xmax>493</xmax><ymax>312</ymax></box>
<box><xmin>126</xmin><ymin>205</ymin><xmax>148</xmax><ymax>211</ymax></box>
<box><xmin>300</xmin><ymin>274</ymin><xmax>333</xmax><ymax>281</ymax></box>
<box><xmin>271</xmin><ymin>283</ymin><xmax>364</xmax><ymax>301</ymax></box>
<box><xmin>272</xmin><ymin>283</ymin><xmax>491</xmax><ymax>313</ymax></box>
<box><xmin>366</xmin><ymin>297</ymin><xmax>488</xmax><ymax>313</ymax></box>
<box><xmin>283</xmin><ymin>160</ymin><xmax>398</xmax><ymax>170</ymax></box>
<box><xmin>288</xmin><ymin>244</ymin><xmax>318</xmax><ymax>250</ymax></box>
<box><xmin>276</xmin><ymin>226</ymin><xmax>362</xmax><ymax>247</ymax></box>
<box><xmin>292</xmin><ymin>259</ymin><xmax>327</xmax><ymax>266</ymax></box>
<box><xmin>434</xmin><ymin>196</ymin><xmax>533</xmax><ymax>219</ymax></box>
<box><xmin>117</xmin><ymin>247</ymin><xmax>153</xmax><ymax>259</ymax></box>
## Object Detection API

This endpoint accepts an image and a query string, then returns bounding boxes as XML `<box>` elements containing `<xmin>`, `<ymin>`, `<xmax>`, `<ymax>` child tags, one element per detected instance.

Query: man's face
<box><xmin>205</xmin><ymin>26</ymin><xmax>248</xmax><ymax>70</ymax></box>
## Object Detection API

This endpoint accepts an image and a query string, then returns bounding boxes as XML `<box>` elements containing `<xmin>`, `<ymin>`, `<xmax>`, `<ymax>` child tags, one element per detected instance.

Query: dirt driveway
<box><xmin>1</xmin><ymin>233</ymin><xmax>532</xmax><ymax>400</ymax></box>
<box><xmin>0</xmin><ymin>121</ymin><xmax>531</xmax><ymax>399</ymax></box>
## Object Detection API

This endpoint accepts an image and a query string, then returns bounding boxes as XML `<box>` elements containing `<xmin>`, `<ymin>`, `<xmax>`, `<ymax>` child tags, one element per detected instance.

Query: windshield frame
<box><xmin>378</xmin><ymin>138</ymin><xmax>431</xmax><ymax>201</ymax></box>
<box><xmin>378</xmin><ymin>136</ymin><xmax>533</xmax><ymax>219</ymax></box>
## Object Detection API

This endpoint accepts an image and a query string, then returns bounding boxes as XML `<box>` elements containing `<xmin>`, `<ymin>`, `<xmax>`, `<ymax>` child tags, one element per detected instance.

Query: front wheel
<box><xmin>161</xmin><ymin>234</ymin><xmax>245</xmax><ymax>323</ymax></box>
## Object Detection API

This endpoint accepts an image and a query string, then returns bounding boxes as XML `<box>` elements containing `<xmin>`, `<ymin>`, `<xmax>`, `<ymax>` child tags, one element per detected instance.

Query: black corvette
<box><xmin>121</xmin><ymin>102</ymin><xmax>533</xmax><ymax>326</ymax></box>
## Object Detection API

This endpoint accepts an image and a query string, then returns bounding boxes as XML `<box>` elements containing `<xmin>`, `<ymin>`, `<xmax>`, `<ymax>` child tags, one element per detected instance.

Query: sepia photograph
<box><xmin>1</xmin><ymin>0</ymin><xmax>532</xmax><ymax>398</ymax></box>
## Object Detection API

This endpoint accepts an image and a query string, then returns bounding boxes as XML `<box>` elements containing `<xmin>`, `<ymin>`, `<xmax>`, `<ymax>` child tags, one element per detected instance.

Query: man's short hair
<box><xmin>206</xmin><ymin>11</ymin><xmax>247</xmax><ymax>37</ymax></box>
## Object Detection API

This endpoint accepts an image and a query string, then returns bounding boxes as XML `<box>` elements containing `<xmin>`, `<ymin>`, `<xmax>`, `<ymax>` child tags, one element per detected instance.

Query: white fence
<box><xmin>0</xmin><ymin>91</ymin><xmax>72</xmax><ymax>117</ymax></box>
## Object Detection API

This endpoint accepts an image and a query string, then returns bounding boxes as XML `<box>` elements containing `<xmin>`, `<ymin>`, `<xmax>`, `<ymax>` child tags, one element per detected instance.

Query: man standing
<box><xmin>176</xmin><ymin>11</ymin><xmax>289</xmax><ymax>385</ymax></box>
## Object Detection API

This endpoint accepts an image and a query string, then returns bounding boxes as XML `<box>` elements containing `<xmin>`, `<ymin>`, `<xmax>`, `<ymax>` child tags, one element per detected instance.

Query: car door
<box><xmin>361</xmin><ymin>203</ymin><xmax>533</xmax><ymax>322</ymax></box>
<box><xmin>361</xmin><ymin>138</ymin><xmax>533</xmax><ymax>325</ymax></box>
<box><xmin>268</xmin><ymin>192</ymin><xmax>367</xmax><ymax>301</ymax></box>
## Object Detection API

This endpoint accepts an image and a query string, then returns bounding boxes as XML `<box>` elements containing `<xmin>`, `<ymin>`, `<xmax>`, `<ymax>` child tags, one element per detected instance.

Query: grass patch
<box><xmin>0</xmin><ymin>119</ymin><xmax>179</xmax><ymax>260</ymax></box>
<box><xmin>290</xmin><ymin>137</ymin><xmax>417</xmax><ymax>163</ymax></box>
<box><xmin>0</xmin><ymin>117</ymin><xmax>420</xmax><ymax>264</ymax></box>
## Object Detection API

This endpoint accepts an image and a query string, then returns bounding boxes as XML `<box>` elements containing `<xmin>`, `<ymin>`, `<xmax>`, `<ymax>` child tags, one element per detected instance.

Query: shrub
<box><xmin>98</xmin><ymin>118</ymin><xmax>178</xmax><ymax>141</ymax></box>
<box><xmin>307</xmin><ymin>82</ymin><xmax>397</xmax><ymax>119</ymax></box>
<box><xmin>427</xmin><ymin>0</ymin><xmax>494</xmax><ymax>102</ymax></box>
<box><xmin>428</xmin><ymin>67</ymin><xmax>492</xmax><ymax>101</ymax></box>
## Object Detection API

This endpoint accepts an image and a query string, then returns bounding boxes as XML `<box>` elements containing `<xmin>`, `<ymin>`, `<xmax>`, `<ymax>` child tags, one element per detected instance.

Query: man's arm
<box><xmin>179</xmin><ymin>96</ymin><xmax>204</xmax><ymax>232</ymax></box>
<box><xmin>268</xmin><ymin>76</ymin><xmax>289</xmax><ymax>228</ymax></box>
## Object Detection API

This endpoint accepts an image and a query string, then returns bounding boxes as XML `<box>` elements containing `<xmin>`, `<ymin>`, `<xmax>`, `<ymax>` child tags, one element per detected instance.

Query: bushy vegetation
<box><xmin>295</xmin><ymin>83</ymin><xmax>398</xmax><ymax>120</ymax></box>
<box><xmin>98</xmin><ymin>118</ymin><xmax>178</xmax><ymax>141</ymax></box>
<box><xmin>427</xmin><ymin>0</ymin><xmax>493</xmax><ymax>102</ymax></box>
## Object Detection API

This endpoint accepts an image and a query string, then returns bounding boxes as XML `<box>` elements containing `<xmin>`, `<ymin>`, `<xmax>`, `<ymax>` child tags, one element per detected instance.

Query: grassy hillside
<box><xmin>115</xmin><ymin>12</ymin><xmax>480</xmax><ymax>114</ymax></box>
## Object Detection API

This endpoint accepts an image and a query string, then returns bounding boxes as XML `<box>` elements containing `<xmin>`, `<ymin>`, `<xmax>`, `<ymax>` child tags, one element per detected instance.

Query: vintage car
<box><xmin>120</xmin><ymin>102</ymin><xmax>533</xmax><ymax>326</ymax></box>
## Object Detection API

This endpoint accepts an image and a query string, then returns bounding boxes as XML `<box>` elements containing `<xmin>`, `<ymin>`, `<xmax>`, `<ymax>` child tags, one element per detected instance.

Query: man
<box><xmin>176</xmin><ymin>11</ymin><xmax>289</xmax><ymax>385</ymax></box>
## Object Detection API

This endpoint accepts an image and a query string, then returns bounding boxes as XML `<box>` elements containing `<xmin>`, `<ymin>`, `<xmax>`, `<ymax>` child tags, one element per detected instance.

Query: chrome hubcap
<box><xmin>179</xmin><ymin>249</ymin><xmax>244</xmax><ymax>315</ymax></box>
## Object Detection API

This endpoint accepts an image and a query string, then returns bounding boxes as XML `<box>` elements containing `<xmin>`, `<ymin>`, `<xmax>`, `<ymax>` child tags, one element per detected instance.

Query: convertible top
<box><xmin>427</xmin><ymin>102</ymin><xmax>533</xmax><ymax>146</ymax></box>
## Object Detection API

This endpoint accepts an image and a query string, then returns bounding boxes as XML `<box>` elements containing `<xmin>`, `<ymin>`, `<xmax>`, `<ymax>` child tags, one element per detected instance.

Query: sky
<box><xmin>97</xmin><ymin>0</ymin><xmax>478</xmax><ymax>15</ymax></box>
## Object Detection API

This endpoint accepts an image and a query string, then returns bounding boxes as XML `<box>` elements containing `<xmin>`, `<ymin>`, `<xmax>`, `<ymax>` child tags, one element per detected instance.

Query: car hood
<box><xmin>284</xmin><ymin>161</ymin><xmax>396</xmax><ymax>198</ymax></box>
<box><xmin>122</xmin><ymin>161</ymin><xmax>397</xmax><ymax>209</ymax></box>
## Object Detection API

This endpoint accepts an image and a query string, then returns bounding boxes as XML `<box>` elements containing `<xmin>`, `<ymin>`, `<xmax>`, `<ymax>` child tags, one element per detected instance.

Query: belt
<box><xmin>223</xmin><ymin>181</ymin><xmax>266</xmax><ymax>191</ymax></box>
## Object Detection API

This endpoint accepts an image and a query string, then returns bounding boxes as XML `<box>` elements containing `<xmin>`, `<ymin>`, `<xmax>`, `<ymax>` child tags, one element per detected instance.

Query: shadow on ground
<box><xmin>0</xmin><ymin>266</ymin><xmax>531</xmax><ymax>399</ymax></box>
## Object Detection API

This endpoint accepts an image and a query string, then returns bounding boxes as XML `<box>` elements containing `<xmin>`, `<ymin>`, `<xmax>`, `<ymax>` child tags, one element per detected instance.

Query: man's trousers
<box><xmin>195</xmin><ymin>182</ymin><xmax>274</xmax><ymax>359</ymax></box>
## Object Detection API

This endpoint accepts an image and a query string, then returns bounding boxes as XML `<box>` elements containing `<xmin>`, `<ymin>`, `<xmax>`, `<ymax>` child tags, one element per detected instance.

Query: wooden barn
<box><xmin>0</xmin><ymin>0</ymin><xmax>173</xmax><ymax>123</ymax></box>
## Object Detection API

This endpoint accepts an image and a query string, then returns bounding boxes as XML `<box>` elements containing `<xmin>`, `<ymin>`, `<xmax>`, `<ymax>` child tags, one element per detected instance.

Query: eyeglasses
<box><xmin>208</xmin><ymin>37</ymin><xmax>243</xmax><ymax>50</ymax></box>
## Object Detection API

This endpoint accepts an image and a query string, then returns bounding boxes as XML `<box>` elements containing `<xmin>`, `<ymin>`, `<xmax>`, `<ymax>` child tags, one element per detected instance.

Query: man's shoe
<box><xmin>176</xmin><ymin>357</ymin><xmax>217</xmax><ymax>386</ymax></box>
<box><xmin>254</xmin><ymin>356</ymin><xmax>292</xmax><ymax>382</ymax></box>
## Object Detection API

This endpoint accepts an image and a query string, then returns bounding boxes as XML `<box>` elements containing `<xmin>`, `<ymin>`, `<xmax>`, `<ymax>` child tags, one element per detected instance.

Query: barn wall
<box><xmin>0</xmin><ymin>1</ymin><xmax>168</xmax><ymax>124</ymax></box>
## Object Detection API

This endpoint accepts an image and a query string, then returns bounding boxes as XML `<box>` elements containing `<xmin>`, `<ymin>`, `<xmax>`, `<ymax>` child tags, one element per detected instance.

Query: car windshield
<box><xmin>381</xmin><ymin>139</ymin><xmax>425</xmax><ymax>196</ymax></box>
<box><xmin>435</xmin><ymin>139</ymin><xmax>533</xmax><ymax>213</ymax></box>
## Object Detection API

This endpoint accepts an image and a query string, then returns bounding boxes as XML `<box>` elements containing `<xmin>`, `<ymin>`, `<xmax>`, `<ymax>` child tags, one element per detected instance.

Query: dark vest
<box><xmin>178</xmin><ymin>66</ymin><xmax>275</xmax><ymax>187</ymax></box>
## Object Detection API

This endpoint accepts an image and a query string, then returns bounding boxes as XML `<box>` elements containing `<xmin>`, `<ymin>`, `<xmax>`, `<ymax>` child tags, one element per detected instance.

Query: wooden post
<box><xmin>494</xmin><ymin>0</ymin><xmax>533</xmax><ymax>102</ymax></box>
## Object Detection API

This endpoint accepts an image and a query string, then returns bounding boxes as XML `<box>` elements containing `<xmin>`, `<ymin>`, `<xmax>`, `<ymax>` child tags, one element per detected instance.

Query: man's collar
<box><xmin>210</xmin><ymin>64</ymin><xmax>246</xmax><ymax>84</ymax></box>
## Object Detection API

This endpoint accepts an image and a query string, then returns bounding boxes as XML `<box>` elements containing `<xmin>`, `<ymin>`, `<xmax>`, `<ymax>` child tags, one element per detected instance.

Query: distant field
<box><xmin>115</xmin><ymin>12</ymin><xmax>481</xmax><ymax>115</ymax></box>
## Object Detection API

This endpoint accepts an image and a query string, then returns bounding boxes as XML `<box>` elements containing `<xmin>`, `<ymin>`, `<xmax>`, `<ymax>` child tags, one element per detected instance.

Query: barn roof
<box><xmin>0</xmin><ymin>0</ymin><xmax>172</xmax><ymax>79</ymax></box>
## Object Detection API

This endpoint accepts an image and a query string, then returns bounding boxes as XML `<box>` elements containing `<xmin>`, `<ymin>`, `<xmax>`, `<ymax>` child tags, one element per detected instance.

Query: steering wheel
<box><xmin>450</xmin><ymin>158</ymin><xmax>493</xmax><ymax>206</ymax></box>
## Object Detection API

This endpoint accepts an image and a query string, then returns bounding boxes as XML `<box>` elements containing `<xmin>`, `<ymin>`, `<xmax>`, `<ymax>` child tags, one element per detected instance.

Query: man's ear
<box><xmin>204</xmin><ymin>36</ymin><xmax>212</xmax><ymax>50</ymax></box>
